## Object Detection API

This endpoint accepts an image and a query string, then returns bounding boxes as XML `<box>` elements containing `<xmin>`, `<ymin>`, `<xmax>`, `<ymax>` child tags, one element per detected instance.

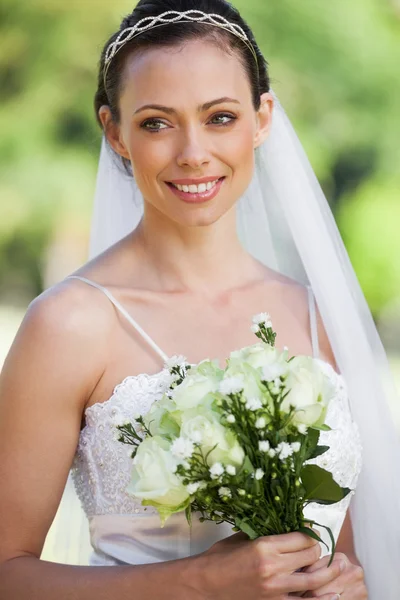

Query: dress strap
<box><xmin>65</xmin><ymin>275</ymin><xmax>169</xmax><ymax>363</ymax></box>
<box><xmin>307</xmin><ymin>285</ymin><xmax>320</xmax><ymax>359</ymax></box>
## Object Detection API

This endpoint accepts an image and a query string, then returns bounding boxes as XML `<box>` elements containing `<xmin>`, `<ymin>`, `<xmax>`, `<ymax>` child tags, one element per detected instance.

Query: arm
<box><xmin>0</xmin><ymin>284</ymin><xmax>202</xmax><ymax>600</ymax></box>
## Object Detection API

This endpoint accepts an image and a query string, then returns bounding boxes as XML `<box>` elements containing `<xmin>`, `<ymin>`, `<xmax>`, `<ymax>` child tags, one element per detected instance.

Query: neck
<box><xmin>129</xmin><ymin>205</ymin><xmax>263</xmax><ymax>295</ymax></box>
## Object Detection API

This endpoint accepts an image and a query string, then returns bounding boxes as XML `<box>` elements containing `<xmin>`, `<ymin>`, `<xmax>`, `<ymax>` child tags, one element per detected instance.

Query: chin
<box><xmin>172</xmin><ymin>203</ymin><xmax>235</xmax><ymax>228</ymax></box>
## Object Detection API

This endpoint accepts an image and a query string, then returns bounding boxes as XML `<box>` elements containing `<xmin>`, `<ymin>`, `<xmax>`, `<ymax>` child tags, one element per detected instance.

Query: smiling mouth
<box><xmin>166</xmin><ymin>177</ymin><xmax>225</xmax><ymax>194</ymax></box>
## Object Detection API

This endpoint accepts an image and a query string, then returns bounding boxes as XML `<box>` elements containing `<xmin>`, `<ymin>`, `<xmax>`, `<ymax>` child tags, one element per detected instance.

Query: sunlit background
<box><xmin>1</xmin><ymin>0</ymin><xmax>399</xmax><ymax>565</ymax></box>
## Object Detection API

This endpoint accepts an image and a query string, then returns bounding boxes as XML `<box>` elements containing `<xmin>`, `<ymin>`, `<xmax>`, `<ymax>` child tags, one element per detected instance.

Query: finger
<box><xmin>286</xmin><ymin>559</ymin><xmax>345</xmax><ymax>593</ymax></box>
<box><xmin>267</xmin><ymin>531</ymin><xmax>319</xmax><ymax>553</ymax></box>
<box><xmin>281</xmin><ymin>543</ymin><xmax>321</xmax><ymax>572</ymax></box>
<box><xmin>305</xmin><ymin>553</ymin><xmax>350</xmax><ymax>574</ymax></box>
<box><xmin>303</xmin><ymin>594</ymin><xmax>346</xmax><ymax>600</ymax></box>
<box><xmin>307</xmin><ymin>573</ymin><xmax>345</xmax><ymax>597</ymax></box>
<box><xmin>312</xmin><ymin>564</ymin><xmax>364</xmax><ymax>597</ymax></box>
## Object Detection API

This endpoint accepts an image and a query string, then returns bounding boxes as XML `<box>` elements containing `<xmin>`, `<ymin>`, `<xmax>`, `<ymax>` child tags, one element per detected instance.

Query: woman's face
<box><xmin>102</xmin><ymin>38</ymin><xmax>272</xmax><ymax>228</ymax></box>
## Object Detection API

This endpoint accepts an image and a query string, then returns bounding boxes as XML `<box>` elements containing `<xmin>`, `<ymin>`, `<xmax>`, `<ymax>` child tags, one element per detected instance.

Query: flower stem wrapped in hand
<box><xmin>117</xmin><ymin>313</ymin><xmax>351</xmax><ymax>562</ymax></box>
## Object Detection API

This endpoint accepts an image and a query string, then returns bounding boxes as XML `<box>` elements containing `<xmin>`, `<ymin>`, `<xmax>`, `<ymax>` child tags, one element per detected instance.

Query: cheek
<box><xmin>222</xmin><ymin>121</ymin><xmax>256</xmax><ymax>170</ymax></box>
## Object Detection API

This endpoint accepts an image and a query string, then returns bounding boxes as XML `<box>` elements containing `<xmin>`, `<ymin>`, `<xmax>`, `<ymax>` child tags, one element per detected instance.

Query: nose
<box><xmin>176</xmin><ymin>126</ymin><xmax>211</xmax><ymax>170</ymax></box>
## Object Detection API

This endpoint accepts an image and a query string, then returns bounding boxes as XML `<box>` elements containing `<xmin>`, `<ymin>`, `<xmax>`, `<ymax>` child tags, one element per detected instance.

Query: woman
<box><xmin>0</xmin><ymin>0</ymin><xmax>398</xmax><ymax>598</ymax></box>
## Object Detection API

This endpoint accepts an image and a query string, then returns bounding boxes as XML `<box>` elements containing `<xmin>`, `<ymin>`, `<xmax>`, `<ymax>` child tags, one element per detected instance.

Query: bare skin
<box><xmin>0</xmin><ymin>38</ymin><xmax>366</xmax><ymax>599</ymax></box>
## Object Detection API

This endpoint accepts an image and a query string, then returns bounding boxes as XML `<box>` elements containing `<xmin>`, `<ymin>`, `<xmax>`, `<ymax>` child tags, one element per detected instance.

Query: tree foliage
<box><xmin>0</xmin><ymin>0</ymin><xmax>399</xmax><ymax>312</ymax></box>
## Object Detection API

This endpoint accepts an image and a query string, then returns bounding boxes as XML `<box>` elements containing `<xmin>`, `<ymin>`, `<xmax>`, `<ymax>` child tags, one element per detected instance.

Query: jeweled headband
<box><xmin>103</xmin><ymin>9</ymin><xmax>259</xmax><ymax>91</ymax></box>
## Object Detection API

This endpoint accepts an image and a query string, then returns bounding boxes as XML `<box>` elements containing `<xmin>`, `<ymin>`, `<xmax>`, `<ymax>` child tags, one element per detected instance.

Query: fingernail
<box><xmin>339</xmin><ymin>560</ymin><xmax>347</xmax><ymax>572</ymax></box>
<box><xmin>331</xmin><ymin>596</ymin><xmax>340</xmax><ymax>600</ymax></box>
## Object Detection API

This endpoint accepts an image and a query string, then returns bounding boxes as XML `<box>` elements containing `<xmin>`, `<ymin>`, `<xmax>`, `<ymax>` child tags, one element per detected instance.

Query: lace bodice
<box><xmin>72</xmin><ymin>369</ymin><xmax>172</xmax><ymax>517</ymax></box>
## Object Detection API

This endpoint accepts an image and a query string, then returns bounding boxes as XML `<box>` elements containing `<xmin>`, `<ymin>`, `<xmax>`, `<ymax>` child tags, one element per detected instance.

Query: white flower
<box><xmin>277</xmin><ymin>442</ymin><xmax>294</xmax><ymax>460</ymax></box>
<box><xmin>268</xmin><ymin>449</ymin><xmax>276</xmax><ymax>458</ymax></box>
<box><xmin>126</xmin><ymin>436</ymin><xmax>189</xmax><ymax>523</ymax></box>
<box><xmin>281</xmin><ymin>356</ymin><xmax>336</xmax><ymax>428</ymax></box>
<box><xmin>297</xmin><ymin>424</ymin><xmax>308</xmax><ymax>435</ymax></box>
<box><xmin>226</xmin><ymin>414</ymin><xmax>236</xmax><ymax>424</ymax></box>
<box><xmin>262</xmin><ymin>362</ymin><xmax>288</xmax><ymax>382</ymax></box>
<box><xmin>165</xmin><ymin>355</ymin><xmax>187</xmax><ymax>369</ymax></box>
<box><xmin>226</xmin><ymin>465</ymin><xmax>236</xmax><ymax>476</ymax></box>
<box><xmin>258</xmin><ymin>440</ymin><xmax>270</xmax><ymax>452</ymax></box>
<box><xmin>180</xmin><ymin>410</ymin><xmax>244</xmax><ymax>467</ymax></box>
<box><xmin>173</xmin><ymin>372</ymin><xmax>221</xmax><ymax>410</ymax></box>
<box><xmin>245</xmin><ymin>397</ymin><xmax>263</xmax><ymax>411</ymax></box>
<box><xmin>255</xmin><ymin>417</ymin><xmax>267</xmax><ymax>429</ymax></box>
<box><xmin>251</xmin><ymin>323</ymin><xmax>260</xmax><ymax>334</ymax></box>
<box><xmin>186</xmin><ymin>482</ymin><xmax>200</xmax><ymax>495</ymax></box>
<box><xmin>219</xmin><ymin>376</ymin><xmax>244</xmax><ymax>396</ymax></box>
<box><xmin>252</xmin><ymin>313</ymin><xmax>272</xmax><ymax>327</ymax></box>
<box><xmin>186</xmin><ymin>482</ymin><xmax>202</xmax><ymax>495</ymax></box>
<box><xmin>291</xmin><ymin>442</ymin><xmax>301</xmax><ymax>453</ymax></box>
<box><xmin>171</xmin><ymin>437</ymin><xmax>195</xmax><ymax>460</ymax></box>
<box><xmin>255</xmin><ymin>468</ymin><xmax>265</xmax><ymax>480</ymax></box>
<box><xmin>210</xmin><ymin>462</ymin><xmax>225</xmax><ymax>479</ymax></box>
<box><xmin>218</xmin><ymin>486</ymin><xmax>232</xmax><ymax>499</ymax></box>
<box><xmin>230</xmin><ymin>343</ymin><xmax>281</xmax><ymax>373</ymax></box>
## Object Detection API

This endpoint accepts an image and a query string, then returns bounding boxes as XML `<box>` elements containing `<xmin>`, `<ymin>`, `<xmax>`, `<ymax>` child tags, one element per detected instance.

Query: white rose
<box><xmin>143</xmin><ymin>395</ymin><xmax>181</xmax><ymax>437</ymax></box>
<box><xmin>181</xmin><ymin>410</ymin><xmax>244</xmax><ymax>467</ymax></box>
<box><xmin>172</xmin><ymin>372</ymin><xmax>220</xmax><ymax>410</ymax></box>
<box><xmin>223</xmin><ymin>363</ymin><xmax>265</xmax><ymax>405</ymax></box>
<box><xmin>230</xmin><ymin>342</ymin><xmax>282</xmax><ymax>371</ymax></box>
<box><xmin>281</xmin><ymin>356</ymin><xmax>336</xmax><ymax>427</ymax></box>
<box><xmin>126</xmin><ymin>436</ymin><xmax>189</xmax><ymax>523</ymax></box>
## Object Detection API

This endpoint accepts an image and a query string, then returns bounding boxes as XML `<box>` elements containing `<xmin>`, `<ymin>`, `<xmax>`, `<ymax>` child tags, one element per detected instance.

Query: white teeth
<box><xmin>172</xmin><ymin>179</ymin><xmax>220</xmax><ymax>193</ymax></box>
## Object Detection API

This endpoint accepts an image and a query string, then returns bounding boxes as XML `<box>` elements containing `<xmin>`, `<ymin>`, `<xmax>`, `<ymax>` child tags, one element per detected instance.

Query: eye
<box><xmin>140</xmin><ymin>118</ymin><xmax>169</xmax><ymax>132</ymax></box>
<box><xmin>209</xmin><ymin>112</ymin><xmax>237</xmax><ymax>126</ymax></box>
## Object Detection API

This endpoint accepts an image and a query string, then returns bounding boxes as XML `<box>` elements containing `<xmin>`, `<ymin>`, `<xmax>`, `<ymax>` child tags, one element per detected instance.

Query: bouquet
<box><xmin>116</xmin><ymin>313</ymin><xmax>351</xmax><ymax>560</ymax></box>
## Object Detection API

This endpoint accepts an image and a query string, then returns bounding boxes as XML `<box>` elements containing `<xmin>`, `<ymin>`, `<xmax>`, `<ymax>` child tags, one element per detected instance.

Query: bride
<box><xmin>0</xmin><ymin>1</ymin><xmax>398</xmax><ymax>598</ymax></box>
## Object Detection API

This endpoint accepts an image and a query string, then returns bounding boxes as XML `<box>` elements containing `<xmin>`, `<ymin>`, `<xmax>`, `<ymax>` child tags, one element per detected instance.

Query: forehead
<box><xmin>119</xmin><ymin>38</ymin><xmax>252</xmax><ymax>112</ymax></box>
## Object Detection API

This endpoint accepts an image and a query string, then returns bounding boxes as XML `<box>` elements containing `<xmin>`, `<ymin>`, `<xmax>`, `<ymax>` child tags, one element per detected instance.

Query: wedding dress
<box><xmin>67</xmin><ymin>274</ymin><xmax>362</xmax><ymax>567</ymax></box>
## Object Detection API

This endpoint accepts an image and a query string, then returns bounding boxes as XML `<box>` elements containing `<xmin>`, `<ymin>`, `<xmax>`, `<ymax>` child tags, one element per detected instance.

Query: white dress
<box><xmin>67</xmin><ymin>275</ymin><xmax>362</xmax><ymax>567</ymax></box>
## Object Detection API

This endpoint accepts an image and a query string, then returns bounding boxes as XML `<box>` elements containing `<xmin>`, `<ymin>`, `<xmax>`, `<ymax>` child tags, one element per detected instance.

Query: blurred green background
<box><xmin>0</xmin><ymin>0</ymin><xmax>399</xmax><ymax>564</ymax></box>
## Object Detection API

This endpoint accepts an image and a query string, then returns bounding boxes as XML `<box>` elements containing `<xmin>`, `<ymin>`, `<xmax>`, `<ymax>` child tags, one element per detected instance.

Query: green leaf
<box><xmin>301</xmin><ymin>464</ymin><xmax>352</xmax><ymax>503</ymax></box>
<box><xmin>297</xmin><ymin>526</ymin><xmax>329</xmax><ymax>553</ymax></box>
<box><xmin>312</xmin><ymin>424</ymin><xmax>332</xmax><ymax>432</ymax></box>
<box><xmin>308</xmin><ymin>445</ymin><xmax>330</xmax><ymax>460</ymax></box>
<box><xmin>235</xmin><ymin>517</ymin><xmax>259</xmax><ymax>540</ymax></box>
<box><xmin>142</xmin><ymin>497</ymin><xmax>191</xmax><ymax>527</ymax></box>
<box><xmin>237</xmin><ymin>455</ymin><xmax>254</xmax><ymax>476</ymax></box>
<box><xmin>185</xmin><ymin>504</ymin><xmax>192</xmax><ymax>527</ymax></box>
<box><xmin>304</xmin><ymin>428</ymin><xmax>320</xmax><ymax>460</ymax></box>
<box><xmin>303</xmin><ymin>520</ymin><xmax>336</xmax><ymax>566</ymax></box>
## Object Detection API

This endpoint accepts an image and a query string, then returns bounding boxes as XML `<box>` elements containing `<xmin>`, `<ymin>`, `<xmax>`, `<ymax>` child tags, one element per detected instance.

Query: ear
<box><xmin>254</xmin><ymin>92</ymin><xmax>274</xmax><ymax>149</ymax></box>
<box><xmin>98</xmin><ymin>105</ymin><xmax>131</xmax><ymax>160</ymax></box>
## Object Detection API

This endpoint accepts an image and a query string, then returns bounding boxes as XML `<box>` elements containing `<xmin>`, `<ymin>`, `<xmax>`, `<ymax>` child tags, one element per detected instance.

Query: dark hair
<box><xmin>94</xmin><ymin>0</ymin><xmax>270</xmax><ymax>174</ymax></box>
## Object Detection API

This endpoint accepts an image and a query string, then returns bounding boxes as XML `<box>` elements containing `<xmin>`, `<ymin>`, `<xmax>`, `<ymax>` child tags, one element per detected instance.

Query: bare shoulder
<box><xmin>28</xmin><ymin>276</ymin><xmax>113</xmax><ymax>335</ymax></box>
<box><xmin>6</xmin><ymin>277</ymin><xmax>115</xmax><ymax>407</ymax></box>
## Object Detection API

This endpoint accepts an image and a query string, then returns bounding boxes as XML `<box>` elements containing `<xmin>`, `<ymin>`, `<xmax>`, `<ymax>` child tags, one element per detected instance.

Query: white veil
<box><xmin>87</xmin><ymin>91</ymin><xmax>400</xmax><ymax>598</ymax></box>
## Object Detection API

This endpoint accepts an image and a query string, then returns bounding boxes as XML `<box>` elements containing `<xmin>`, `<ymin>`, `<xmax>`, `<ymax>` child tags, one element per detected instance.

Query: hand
<box><xmin>300</xmin><ymin>552</ymin><xmax>367</xmax><ymax>599</ymax></box>
<box><xmin>194</xmin><ymin>531</ymin><xmax>346</xmax><ymax>599</ymax></box>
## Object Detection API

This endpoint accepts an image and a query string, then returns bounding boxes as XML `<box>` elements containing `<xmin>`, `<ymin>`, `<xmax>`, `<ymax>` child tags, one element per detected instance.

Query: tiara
<box><xmin>103</xmin><ymin>10</ymin><xmax>258</xmax><ymax>89</ymax></box>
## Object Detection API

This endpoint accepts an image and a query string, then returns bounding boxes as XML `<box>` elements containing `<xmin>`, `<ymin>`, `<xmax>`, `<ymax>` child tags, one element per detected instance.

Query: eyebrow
<box><xmin>133</xmin><ymin>97</ymin><xmax>241</xmax><ymax>116</ymax></box>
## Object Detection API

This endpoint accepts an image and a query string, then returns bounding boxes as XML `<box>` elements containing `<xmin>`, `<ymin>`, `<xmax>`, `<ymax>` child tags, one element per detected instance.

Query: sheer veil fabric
<box><xmin>85</xmin><ymin>90</ymin><xmax>400</xmax><ymax>598</ymax></box>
